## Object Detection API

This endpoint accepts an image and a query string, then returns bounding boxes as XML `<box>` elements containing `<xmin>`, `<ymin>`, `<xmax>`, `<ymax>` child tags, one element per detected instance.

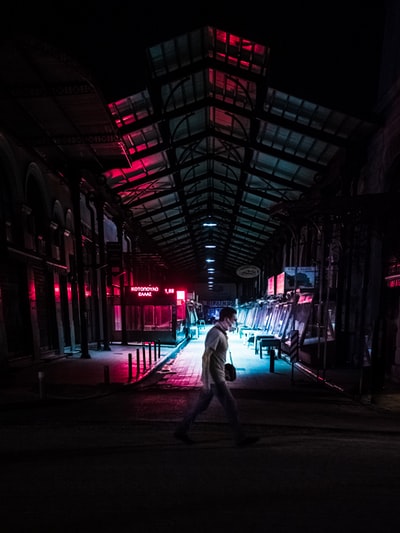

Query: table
<box><xmin>255</xmin><ymin>335</ymin><xmax>281</xmax><ymax>373</ymax></box>
<box><xmin>254</xmin><ymin>334</ymin><xmax>281</xmax><ymax>358</ymax></box>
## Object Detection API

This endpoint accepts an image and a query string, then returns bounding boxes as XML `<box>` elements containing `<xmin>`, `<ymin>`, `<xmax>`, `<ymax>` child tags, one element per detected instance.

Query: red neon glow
<box><xmin>267</xmin><ymin>276</ymin><xmax>275</xmax><ymax>296</ymax></box>
<box><xmin>298</xmin><ymin>294</ymin><xmax>313</xmax><ymax>304</ymax></box>
<box><xmin>125</xmin><ymin>138</ymin><xmax>159</xmax><ymax>155</ymax></box>
<box><xmin>114</xmin><ymin>305</ymin><xmax>122</xmax><ymax>331</ymax></box>
<box><xmin>28</xmin><ymin>280</ymin><xmax>36</xmax><ymax>301</ymax></box>
<box><xmin>213</xmin><ymin>29</ymin><xmax>267</xmax><ymax>72</ymax></box>
<box><xmin>84</xmin><ymin>286</ymin><xmax>91</xmax><ymax>298</ymax></box>
<box><xmin>131</xmin><ymin>285</ymin><xmax>159</xmax><ymax>292</ymax></box>
<box><xmin>276</xmin><ymin>272</ymin><xmax>285</xmax><ymax>294</ymax></box>
<box><xmin>176</xmin><ymin>290</ymin><xmax>186</xmax><ymax>320</ymax></box>
<box><xmin>54</xmin><ymin>283</ymin><xmax>61</xmax><ymax>303</ymax></box>
<box><xmin>176</xmin><ymin>290</ymin><xmax>185</xmax><ymax>301</ymax></box>
<box><xmin>131</xmin><ymin>285</ymin><xmax>159</xmax><ymax>297</ymax></box>
<box><xmin>164</xmin><ymin>288</ymin><xmax>175</xmax><ymax>294</ymax></box>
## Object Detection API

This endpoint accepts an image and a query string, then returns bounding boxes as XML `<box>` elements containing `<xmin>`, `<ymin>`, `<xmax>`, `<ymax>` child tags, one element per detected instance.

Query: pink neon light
<box><xmin>176</xmin><ymin>290</ymin><xmax>185</xmax><ymax>301</ymax></box>
<box><xmin>54</xmin><ymin>284</ymin><xmax>61</xmax><ymax>303</ymax></box>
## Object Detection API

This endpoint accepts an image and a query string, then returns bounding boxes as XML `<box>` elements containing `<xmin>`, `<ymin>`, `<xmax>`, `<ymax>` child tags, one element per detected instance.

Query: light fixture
<box><xmin>206</xmin><ymin>258</ymin><xmax>215</xmax><ymax>263</ymax></box>
<box><xmin>203</xmin><ymin>222</ymin><xmax>217</xmax><ymax>227</ymax></box>
<box><xmin>205</xmin><ymin>244</ymin><xmax>216</xmax><ymax>249</ymax></box>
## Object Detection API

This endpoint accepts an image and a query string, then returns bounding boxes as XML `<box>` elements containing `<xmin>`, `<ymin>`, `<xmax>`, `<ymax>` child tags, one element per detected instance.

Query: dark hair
<box><xmin>219</xmin><ymin>306</ymin><xmax>237</xmax><ymax>321</ymax></box>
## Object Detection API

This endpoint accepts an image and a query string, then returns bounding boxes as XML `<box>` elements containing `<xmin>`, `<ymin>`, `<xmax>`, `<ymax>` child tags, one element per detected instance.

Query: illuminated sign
<box><xmin>387</xmin><ymin>279</ymin><xmax>400</xmax><ymax>288</ymax></box>
<box><xmin>131</xmin><ymin>286</ymin><xmax>159</xmax><ymax>297</ymax></box>
<box><xmin>176</xmin><ymin>290</ymin><xmax>185</xmax><ymax>301</ymax></box>
<box><xmin>267</xmin><ymin>276</ymin><xmax>275</xmax><ymax>296</ymax></box>
<box><xmin>126</xmin><ymin>285</ymin><xmax>186</xmax><ymax>303</ymax></box>
<box><xmin>276</xmin><ymin>272</ymin><xmax>285</xmax><ymax>294</ymax></box>
<box><xmin>164</xmin><ymin>288</ymin><xmax>175</xmax><ymax>294</ymax></box>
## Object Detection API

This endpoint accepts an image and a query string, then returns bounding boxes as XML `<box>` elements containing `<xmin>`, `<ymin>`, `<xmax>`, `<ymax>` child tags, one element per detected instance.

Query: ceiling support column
<box><xmin>70</xmin><ymin>171</ymin><xmax>90</xmax><ymax>359</ymax></box>
<box><xmin>95</xmin><ymin>197</ymin><xmax>111</xmax><ymax>351</ymax></box>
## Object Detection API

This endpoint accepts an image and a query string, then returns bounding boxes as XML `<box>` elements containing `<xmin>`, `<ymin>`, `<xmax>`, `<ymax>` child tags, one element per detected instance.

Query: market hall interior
<box><xmin>1</xmin><ymin>3</ymin><xmax>400</xmax><ymax>398</ymax></box>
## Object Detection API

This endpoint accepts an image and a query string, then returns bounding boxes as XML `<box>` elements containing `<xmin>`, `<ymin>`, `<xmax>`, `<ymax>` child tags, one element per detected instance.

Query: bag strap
<box><xmin>229</xmin><ymin>350</ymin><xmax>234</xmax><ymax>365</ymax></box>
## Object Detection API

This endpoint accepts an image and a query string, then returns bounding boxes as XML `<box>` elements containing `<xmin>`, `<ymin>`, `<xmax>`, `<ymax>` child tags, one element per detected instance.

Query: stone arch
<box><xmin>52</xmin><ymin>199</ymin><xmax>65</xmax><ymax>227</ymax></box>
<box><xmin>65</xmin><ymin>209</ymin><xmax>74</xmax><ymax>233</ymax></box>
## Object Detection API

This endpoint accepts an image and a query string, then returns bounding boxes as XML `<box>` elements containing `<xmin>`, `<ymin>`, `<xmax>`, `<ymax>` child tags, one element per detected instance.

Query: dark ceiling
<box><xmin>0</xmin><ymin>27</ymin><xmax>377</xmax><ymax>285</ymax></box>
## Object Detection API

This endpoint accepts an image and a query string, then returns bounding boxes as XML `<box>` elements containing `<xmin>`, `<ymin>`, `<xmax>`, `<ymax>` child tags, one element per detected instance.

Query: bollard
<box><xmin>136</xmin><ymin>348</ymin><xmax>140</xmax><ymax>377</ymax></box>
<box><xmin>142</xmin><ymin>345</ymin><xmax>146</xmax><ymax>370</ymax></box>
<box><xmin>128</xmin><ymin>352</ymin><xmax>132</xmax><ymax>381</ymax></box>
<box><xmin>268</xmin><ymin>349</ymin><xmax>275</xmax><ymax>373</ymax></box>
<box><xmin>157</xmin><ymin>340</ymin><xmax>161</xmax><ymax>359</ymax></box>
<box><xmin>104</xmin><ymin>365</ymin><xmax>110</xmax><ymax>385</ymax></box>
<box><xmin>148</xmin><ymin>342</ymin><xmax>152</xmax><ymax>366</ymax></box>
<box><xmin>38</xmin><ymin>371</ymin><xmax>46</xmax><ymax>400</ymax></box>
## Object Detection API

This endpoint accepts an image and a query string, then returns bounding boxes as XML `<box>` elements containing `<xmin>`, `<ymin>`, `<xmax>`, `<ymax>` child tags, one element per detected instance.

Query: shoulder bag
<box><xmin>225</xmin><ymin>350</ymin><xmax>237</xmax><ymax>381</ymax></box>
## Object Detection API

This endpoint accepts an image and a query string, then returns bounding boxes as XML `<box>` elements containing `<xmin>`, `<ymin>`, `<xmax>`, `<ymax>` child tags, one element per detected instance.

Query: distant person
<box><xmin>174</xmin><ymin>306</ymin><xmax>260</xmax><ymax>447</ymax></box>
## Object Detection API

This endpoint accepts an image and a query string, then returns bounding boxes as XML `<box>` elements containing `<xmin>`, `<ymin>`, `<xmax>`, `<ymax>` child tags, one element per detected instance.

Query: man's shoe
<box><xmin>174</xmin><ymin>430</ymin><xmax>195</xmax><ymax>445</ymax></box>
<box><xmin>236</xmin><ymin>436</ymin><xmax>260</xmax><ymax>447</ymax></box>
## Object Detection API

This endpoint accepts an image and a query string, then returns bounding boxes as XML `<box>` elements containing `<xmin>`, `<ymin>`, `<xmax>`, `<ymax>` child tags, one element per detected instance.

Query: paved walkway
<box><xmin>2</xmin><ymin>327</ymin><xmax>291</xmax><ymax>401</ymax></box>
<box><xmin>1</xmin><ymin>325</ymin><xmax>400</xmax><ymax>412</ymax></box>
<box><xmin>158</xmin><ymin>328</ymin><xmax>299</xmax><ymax>390</ymax></box>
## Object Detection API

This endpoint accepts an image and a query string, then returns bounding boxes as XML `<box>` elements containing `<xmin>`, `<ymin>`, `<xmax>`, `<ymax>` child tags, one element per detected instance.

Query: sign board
<box><xmin>236</xmin><ymin>265</ymin><xmax>261</xmax><ymax>278</ymax></box>
<box><xmin>267</xmin><ymin>276</ymin><xmax>275</xmax><ymax>296</ymax></box>
<box><xmin>125</xmin><ymin>285</ymin><xmax>185</xmax><ymax>305</ymax></box>
<box><xmin>276</xmin><ymin>267</ymin><xmax>316</xmax><ymax>293</ymax></box>
<box><xmin>285</xmin><ymin>267</ymin><xmax>316</xmax><ymax>290</ymax></box>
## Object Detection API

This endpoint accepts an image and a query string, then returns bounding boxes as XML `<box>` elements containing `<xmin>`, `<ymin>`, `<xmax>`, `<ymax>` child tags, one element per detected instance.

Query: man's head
<box><xmin>219</xmin><ymin>307</ymin><xmax>237</xmax><ymax>331</ymax></box>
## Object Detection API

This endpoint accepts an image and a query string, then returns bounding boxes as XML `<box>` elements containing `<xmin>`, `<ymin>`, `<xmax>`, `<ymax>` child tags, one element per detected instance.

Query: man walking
<box><xmin>174</xmin><ymin>306</ymin><xmax>260</xmax><ymax>447</ymax></box>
